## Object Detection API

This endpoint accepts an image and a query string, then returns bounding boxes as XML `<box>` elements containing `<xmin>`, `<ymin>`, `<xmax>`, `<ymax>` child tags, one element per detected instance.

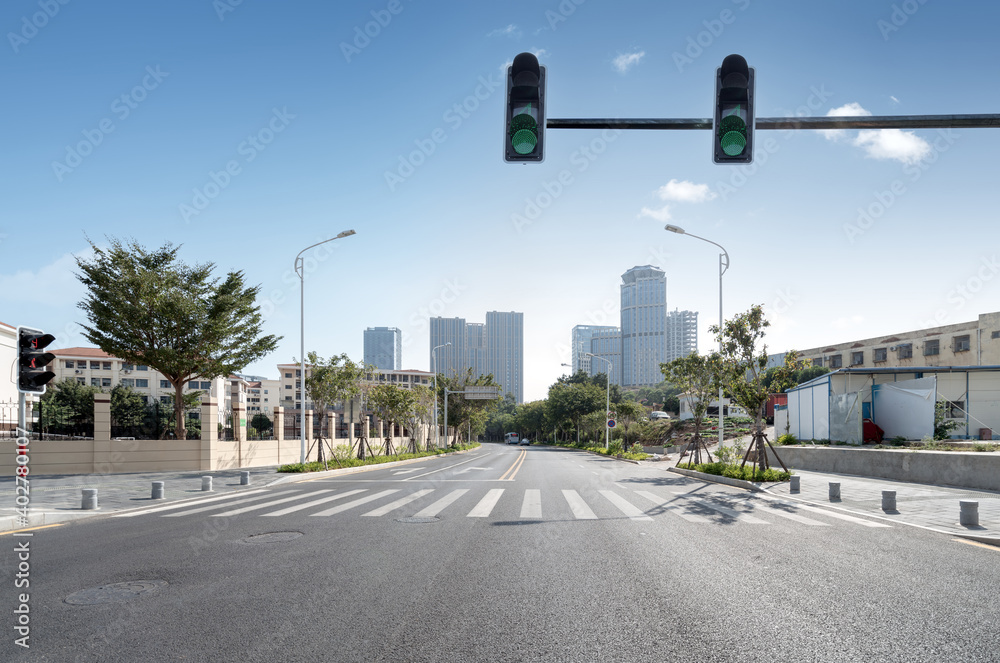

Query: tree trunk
<box><xmin>173</xmin><ymin>380</ymin><xmax>187</xmax><ymax>441</ymax></box>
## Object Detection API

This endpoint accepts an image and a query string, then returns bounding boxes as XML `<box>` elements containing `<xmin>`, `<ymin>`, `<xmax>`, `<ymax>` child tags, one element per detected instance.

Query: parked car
<box><xmin>649</xmin><ymin>411</ymin><xmax>671</xmax><ymax>420</ymax></box>
<box><xmin>519</xmin><ymin>438</ymin><xmax>530</xmax><ymax>446</ymax></box>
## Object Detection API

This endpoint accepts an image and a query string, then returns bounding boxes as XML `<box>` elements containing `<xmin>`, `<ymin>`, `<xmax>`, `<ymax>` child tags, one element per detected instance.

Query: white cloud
<box><xmin>612</xmin><ymin>50</ymin><xmax>645</xmax><ymax>74</ymax></box>
<box><xmin>0</xmin><ymin>249</ymin><xmax>91</xmax><ymax>306</ymax></box>
<box><xmin>655</xmin><ymin>179</ymin><xmax>716</xmax><ymax>203</ymax></box>
<box><xmin>638</xmin><ymin>205</ymin><xmax>671</xmax><ymax>222</ymax></box>
<box><xmin>821</xmin><ymin>101</ymin><xmax>932</xmax><ymax>165</ymax></box>
<box><xmin>487</xmin><ymin>24</ymin><xmax>521</xmax><ymax>38</ymax></box>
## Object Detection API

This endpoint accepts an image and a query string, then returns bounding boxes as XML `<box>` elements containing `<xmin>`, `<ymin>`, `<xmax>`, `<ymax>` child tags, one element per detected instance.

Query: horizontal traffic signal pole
<box><xmin>547</xmin><ymin>114</ymin><xmax>1000</xmax><ymax>130</ymax></box>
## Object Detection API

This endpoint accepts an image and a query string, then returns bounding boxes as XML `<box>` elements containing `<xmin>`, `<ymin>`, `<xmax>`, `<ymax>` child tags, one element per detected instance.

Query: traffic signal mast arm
<box><xmin>546</xmin><ymin>114</ymin><xmax>1000</xmax><ymax>130</ymax></box>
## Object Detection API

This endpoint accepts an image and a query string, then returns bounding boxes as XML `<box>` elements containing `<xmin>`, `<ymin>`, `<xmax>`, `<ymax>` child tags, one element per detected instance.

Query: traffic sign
<box><xmin>607</xmin><ymin>419</ymin><xmax>616</xmax><ymax>428</ymax></box>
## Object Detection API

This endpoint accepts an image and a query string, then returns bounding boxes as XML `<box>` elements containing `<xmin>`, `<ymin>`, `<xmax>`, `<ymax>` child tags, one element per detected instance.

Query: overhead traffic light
<box><xmin>17</xmin><ymin>326</ymin><xmax>55</xmax><ymax>394</ymax></box>
<box><xmin>713</xmin><ymin>54</ymin><xmax>755</xmax><ymax>164</ymax></box>
<box><xmin>504</xmin><ymin>52</ymin><xmax>546</xmax><ymax>163</ymax></box>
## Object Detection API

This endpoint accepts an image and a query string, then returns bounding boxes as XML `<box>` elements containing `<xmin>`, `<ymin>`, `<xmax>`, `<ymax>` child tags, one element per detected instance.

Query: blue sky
<box><xmin>3</xmin><ymin>0</ymin><xmax>1000</xmax><ymax>401</ymax></box>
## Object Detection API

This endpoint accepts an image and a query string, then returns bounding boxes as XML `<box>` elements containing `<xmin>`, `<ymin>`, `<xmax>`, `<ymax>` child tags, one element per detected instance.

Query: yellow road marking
<box><xmin>953</xmin><ymin>538</ymin><xmax>1000</xmax><ymax>552</ymax></box>
<box><xmin>500</xmin><ymin>449</ymin><xmax>527</xmax><ymax>481</ymax></box>
<box><xmin>0</xmin><ymin>523</ymin><xmax>65</xmax><ymax>536</ymax></box>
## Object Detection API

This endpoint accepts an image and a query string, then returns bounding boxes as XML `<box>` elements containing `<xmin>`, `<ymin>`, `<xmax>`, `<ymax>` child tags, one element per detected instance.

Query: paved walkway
<box><xmin>762</xmin><ymin>469</ymin><xmax>1000</xmax><ymax>545</ymax></box>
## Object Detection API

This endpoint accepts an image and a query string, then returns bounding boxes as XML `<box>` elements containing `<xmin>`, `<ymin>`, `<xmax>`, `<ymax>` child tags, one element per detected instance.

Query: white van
<box><xmin>505</xmin><ymin>432</ymin><xmax>520</xmax><ymax>445</ymax></box>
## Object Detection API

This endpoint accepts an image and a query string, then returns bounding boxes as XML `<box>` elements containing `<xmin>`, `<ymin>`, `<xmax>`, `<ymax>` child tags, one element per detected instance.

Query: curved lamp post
<box><xmin>586</xmin><ymin>353</ymin><xmax>613</xmax><ymax>449</ymax></box>
<box><xmin>432</xmin><ymin>342</ymin><xmax>451</xmax><ymax>448</ymax></box>
<box><xmin>664</xmin><ymin>224</ymin><xmax>729</xmax><ymax>451</ymax></box>
<box><xmin>294</xmin><ymin>229</ymin><xmax>356</xmax><ymax>464</ymax></box>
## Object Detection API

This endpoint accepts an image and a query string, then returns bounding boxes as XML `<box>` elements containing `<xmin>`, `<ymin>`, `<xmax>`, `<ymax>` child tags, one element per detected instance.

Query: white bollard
<box><xmin>240</xmin><ymin>471</ymin><xmax>250</xmax><ymax>486</ymax></box>
<box><xmin>959</xmin><ymin>500</ymin><xmax>979</xmax><ymax>527</ymax></box>
<box><xmin>151</xmin><ymin>481</ymin><xmax>165</xmax><ymax>500</ymax></box>
<box><xmin>81</xmin><ymin>489</ymin><xmax>98</xmax><ymax>510</ymax></box>
<box><xmin>829</xmin><ymin>482</ymin><xmax>841</xmax><ymax>500</ymax></box>
<box><xmin>789</xmin><ymin>475</ymin><xmax>800</xmax><ymax>493</ymax></box>
<box><xmin>201</xmin><ymin>476</ymin><xmax>213</xmax><ymax>492</ymax></box>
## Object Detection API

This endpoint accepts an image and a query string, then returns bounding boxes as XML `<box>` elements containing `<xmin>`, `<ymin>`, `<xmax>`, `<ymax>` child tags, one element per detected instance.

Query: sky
<box><xmin>3</xmin><ymin>0</ymin><xmax>1000</xmax><ymax>402</ymax></box>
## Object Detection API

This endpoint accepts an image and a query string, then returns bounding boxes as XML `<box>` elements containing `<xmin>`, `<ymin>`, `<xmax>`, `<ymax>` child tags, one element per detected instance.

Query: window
<box><xmin>263</xmin><ymin>389</ymin><xmax>268</xmax><ymax>394</ymax></box>
<box><xmin>828</xmin><ymin>354</ymin><xmax>842</xmax><ymax>369</ymax></box>
<box><xmin>160</xmin><ymin>396</ymin><xmax>171</xmax><ymax>404</ymax></box>
<box><xmin>874</xmin><ymin>348</ymin><xmax>887</xmax><ymax>362</ymax></box>
<box><xmin>851</xmin><ymin>351</ymin><xmax>864</xmax><ymax>366</ymax></box>
<box><xmin>91</xmin><ymin>378</ymin><xmax>100</xmax><ymax>386</ymax></box>
<box><xmin>944</xmin><ymin>400</ymin><xmax>965</xmax><ymax>419</ymax></box>
<box><xmin>121</xmin><ymin>378</ymin><xmax>134</xmax><ymax>387</ymax></box>
<box><xmin>992</xmin><ymin>331</ymin><xmax>1000</xmax><ymax>340</ymax></box>
<box><xmin>102</xmin><ymin>378</ymin><xmax>112</xmax><ymax>387</ymax></box>
<box><xmin>284</xmin><ymin>373</ymin><xmax>292</xmax><ymax>378</ymax></box>
<box><xmin>284</xmin><ymin>396</ymin><xmax>292</xmax><ymax>401</ymax></box>
<box><xmin>77</xmin><ymin>377</ymin><xmax>86</xmax><ymax>385</ymax></box>
<box><xmin>103</xmin><ymin>361</ymin><xmax>112</xmax><ymax>370</ymax></box>
<box><xmin>189</xmin><ymin>381</ymin><xmax>199</xmax><ymax>389</ymax></box>
<box><xmin>812</xmin><ymin>358</ymin><xmax>823</xmax><ymax>367</ymax></box>
<box><xmin>924</xmin><ymin>339</ymin><xmax>939</xmax><ymax>356</ymax></box>
<box><xmin>65</xmin><ymin>360</ymin><xmax>74</xmax><ymax>368</ymax></box>
<box><xmin>201</xmin><ymin>381</ymin><xmax>212</xmax><ymax>390</ymax></box>
<box><xmin>295</xmin><ymin>370</ymin><xmax>301</xmax><ymax>377</ymax></box>
<box><xmin>285</xmin><ymin>385</ymin><xmax>292</xmax><ymax>390</ymax></box>
<box><xmin>122</xmin><ymin>363</ymin><xmax>133</xmax><ymax>371</ymax></box>
<box><xmin>160</xmin><ymin>380</ymin><xmax>170</xmax><ymax>388</ymax></box>
<box><xmin>136</xmin><ymin>365</ymin><xmax>148</xmax><ymax>371</ymax></box>
<box><xmin>897</xmin><ymin>344</ymin><xmax>912</xmax><ymax>359</ymax></box>
<box><xmin>953</xmin><ymin>335</ymin><xmax>971</xmax><ymax>352</ymax></box>
<box><xmin>91</xmin><ymin>361</ymin><xmax>101</xmax><ymax>369</ymax></box>
<box><xmin>136</xmin><ymin>379</ymin><xmax>148</xmax><ymax>388</ymax></box>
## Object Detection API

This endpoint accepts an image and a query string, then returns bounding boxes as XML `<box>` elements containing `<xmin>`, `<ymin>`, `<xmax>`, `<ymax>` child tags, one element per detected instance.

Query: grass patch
<box><xmin>548</xmin><ymin>440</ymin><xmax>649</xmax><ymax>461</ymax></box>
<box><xmin>677</xmin><ymin>461</ymin><xmax>791</xmax><ymax>482</ymax></box>
<box><xmin>277</xmin><ymin>442</ymin><xmax>481</xmax><ymax>473</ymax></box>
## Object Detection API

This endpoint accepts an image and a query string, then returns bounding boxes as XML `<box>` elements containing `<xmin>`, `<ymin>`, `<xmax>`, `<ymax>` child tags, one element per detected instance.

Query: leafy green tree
<box><xmin>110</xmin><ymin>384</ymin><xmax>146</xmax><ymax>432</ymax></box>
<box><xmin>40</xmin><ymin>378</ymin><xmax>100</xmax><ymax>435</ymax></box>
<box><xmin>438</xmin><ymin>369</ymin><xmax>501</xmax><ymax>446</ymax></box>
<box><xmin>513</xmin><ymin>400</ymin><xmax>548</xmax><ymax>442</ymax></box>
<box><xmin>403</xmin><ymin>385</ymin><xmax>434</xmax><ymax>451</ymax></box>
<box><xmin>75</xmin><ymin>238</ymin><xmax>280</xmax><ymax>441</ymax></box>
<box><xmin>369</xmin><ymin>383</ymin><xmax>416</xmax><ymax>455</ymax></box>
<box><xmin>612</xmin><ymin>399</ymin><xmax>645</xmax><ymax>448</ymax></box>
<box><xmin>661</xmin><ymin>352</ymin><xmax>723</xmax><ymax>460</ymax></box>
<box><xmin>249</xmin><ymin>413</ymin><xmax>273</xmax><ymax>438</ymax></box>
<box><xmin>546</xmin><ymin>380</ymin><xmax>605</xmax><ymax>445</ymax></box>
<box><xmin>304</xmin><ymin>352</ymin><xmax>364</xmax><ymax>461</ymax></box>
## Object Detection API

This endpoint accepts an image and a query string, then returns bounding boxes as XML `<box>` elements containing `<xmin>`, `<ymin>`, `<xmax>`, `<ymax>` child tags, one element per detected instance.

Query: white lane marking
<box><xmin>403</xmin><ymin>454</ymin><xmax>488</xmax><ymax>481</ymax></box>
<box><xmin>600</xmin><ymin>490</ymin><xmax>653</xmax><ymax>522</ymax></box>
<box><xmin>633</xmin><ymin>491</ymin><xmax>710</xmax><ymax>523</ymax></box>
<box><xmin>454</xmin><ymin>467</ymin><xmax>491</xmax><ymax>475</ymax></box>
<box><xmin>211</xmin><ymin>491</ymin><xmax>331</xmax><ymax>517</ymax></box>
<box><xmin>738</xmin><ymin>500</ymin><xmax>831</xmax><ymax>526</ymax></box>
<box><xmin>261</xmin><ymin>489</ymin><xmax>367</xmax><ymax>516</ymax></box>
<box><xmin>310</xmin><ymin>490</ymin><xmax>400</xmax><ymax>517</ymax></box>
<box><xmin>414</xmin><ymin>489</ymin><xmax>469</xmax><ymax>518</ymax></box>
<box><xmin>759</xmin><ymin>495</ymin><xmax>893</xmax><ymax>528</ymax></box>
<box><xmin>362</xmin><ymin>489</ymin><xmax>434</xmax><ymax>517</ymax></box>
<box><xmin>520</xmin><ymin>489</ymin><xmax>542</xmax><ymax>519</ymax></box>
<box><xmin>392</xmin><ymin>469</ymin><xmax>419</xmax><ymax>475</ymax></box>
<box><xmin>467</xmin><ymin>489</ymin><xmax>505</xmax><ymax>518</ymax></box>
<box><xmin>562</xmin><ymin>490</ymin><xmax>598</xmax><ymax>520</ymax></box>
<box><xmin>163</xmin><ymin>492</ymin><xmax>279</xmax><ymax>517</ymax></box>
<box><xmin>671</xmin><ymin>492</ymin><xmax>769</xmax><ymax>524</ymax></box>
<box><xmin>111</xmin><ymin>489</ymin><xmax>269</xmax><ymax>517</ymax></box>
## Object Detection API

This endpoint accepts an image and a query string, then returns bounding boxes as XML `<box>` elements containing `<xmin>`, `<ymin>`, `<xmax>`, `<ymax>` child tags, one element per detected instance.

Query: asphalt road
<box><xmin>4</xmin><ymin>443</ymin><xmax>1000</xmax><ymax>662</ymax></box>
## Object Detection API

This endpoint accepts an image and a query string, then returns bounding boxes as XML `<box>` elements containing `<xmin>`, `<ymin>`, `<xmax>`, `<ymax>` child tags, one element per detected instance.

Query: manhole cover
<box><xmin>396</xmin><ymin>517</ymin><xmax>439</xmax><ymax>523</ymax></box>
<box><xmin>242</xmin><ymin>531</ymin><xmax>303</xmax><ymax>543</ymax></box>
<box><xmin>66</xmin><ymin>580</ymin><xmax>167</xmax><ymax>605</ymax></box>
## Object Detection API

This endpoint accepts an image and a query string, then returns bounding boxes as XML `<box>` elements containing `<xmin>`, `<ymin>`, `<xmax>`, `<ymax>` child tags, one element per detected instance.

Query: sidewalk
<box><xmin>762</xmin><ymin>469</ymin><xmax>1000</xmax><ymax>545</ymax></box>
<box><xmin>0</xmin><ymin>466</ymin><xmax>282</xmax><ymax>532</ymax></box>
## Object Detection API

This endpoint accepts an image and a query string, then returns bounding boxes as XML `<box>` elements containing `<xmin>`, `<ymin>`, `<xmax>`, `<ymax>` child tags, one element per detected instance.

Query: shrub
<box><xmin>776</xmin><ymin>434</ymin><xmax>797</xmax><ymax>445</ymax></box>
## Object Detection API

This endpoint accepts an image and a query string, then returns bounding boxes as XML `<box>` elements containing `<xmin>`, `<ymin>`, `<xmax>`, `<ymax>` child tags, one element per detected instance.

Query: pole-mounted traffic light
<box><xmin>17</xmin><ymin>326</ymin><xmax>55</xmax><ymax>394</ymax></box>
<box><xmin>713</xmin><ymin>54</ymin><xmax>754</xmax><ymax>164</ymax></box>
<box><xmin>504</xmin><ymin>52</ymin><xmax>546</xmax><ymax>163</ymax></box>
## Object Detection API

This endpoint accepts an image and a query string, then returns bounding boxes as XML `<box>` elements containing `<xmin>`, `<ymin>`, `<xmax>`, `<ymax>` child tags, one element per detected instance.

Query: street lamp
<box><xmin>586</xmin><ymin>353</ymin><xmax>612</xmax><ymax>450</ymax></box>
<box><xmin>664</xmin><ymin>224</ymin><xmax>729</xmax><ymax>451</ymax></box>
<box><xmin>432</xmin><ymin>342</ymin><xmax>451</xmax><ymax>448</ymax></box>
<box><xmin>294</xmin><ymin>229</ymin><xmax>356</xmax><ymax>465</ymax></box>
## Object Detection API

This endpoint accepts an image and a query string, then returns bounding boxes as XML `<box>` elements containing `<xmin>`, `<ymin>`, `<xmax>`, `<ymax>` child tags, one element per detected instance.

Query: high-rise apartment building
<box><xmin>363</xmin><ymin>326</ymin><xmax>402</xmax><ymax>370</ymax></box>
<box><xmin>466</xmin><ymin>322</ymin><xmax>487</xmax><ymax>378</ymax></box>
<box><xmin>429</xmin><ymin>317</ymin><xmax>467</xmax><ymax>378</ymax></box>
<box><xmin>665</xmin><ymin>309</ymin><xmax>698</xmax><ymax>363</ymax></box>
<box><xmin>620</xmin><ymin>265</ymin><xmax>668</xmax><ymax>387</ymax></box>
<box><xmin>588</xmin><ymin>327</ymin><xmax>622</xmax><ymax>386</ymax></box>
<box><xmin>571</xmin><ymin>325</ymin><xmax>618</xmax><ymax>375</ymax></box>
<box><xmin>486</xmin><ymin>311</ymin><xmax>524</xmax><ymax>404</ymax></box>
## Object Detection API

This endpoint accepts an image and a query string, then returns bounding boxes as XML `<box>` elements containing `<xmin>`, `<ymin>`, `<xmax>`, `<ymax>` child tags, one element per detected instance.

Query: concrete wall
<box><xmin>765</xmin><ymin>445</ymin><xmax>1000</xmax><ymax>492</ymax></box>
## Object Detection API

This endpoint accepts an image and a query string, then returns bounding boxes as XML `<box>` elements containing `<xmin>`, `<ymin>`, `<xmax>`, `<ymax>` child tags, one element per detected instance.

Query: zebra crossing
<box><xmin>111</xmin><ymin>484</ymin><xmax>893</xmax><ymax>530</ymax></box>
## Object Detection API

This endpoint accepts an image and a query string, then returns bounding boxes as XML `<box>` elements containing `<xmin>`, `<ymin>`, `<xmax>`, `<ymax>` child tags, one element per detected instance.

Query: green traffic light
<box><xmin>510</xmin><ymin>111</ymin><xmax>538</xmax><ymax>154</ymax></box>
<box><xmin>719</xmin><ymin>113</ymin><xmax>747</xmax><ymax>156</ymax></box>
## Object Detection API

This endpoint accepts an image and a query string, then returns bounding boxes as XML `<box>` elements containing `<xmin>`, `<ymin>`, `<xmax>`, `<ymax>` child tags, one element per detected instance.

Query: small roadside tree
<box><xmin>712</xmin><ymin>305</ymin><xmax>804</xmax><ymax>472</ymax></box>
<box><xmin>110</xmin><ymin>384</ymin><xmax>146</xmax><ymax>435</ymax></box>
<box><xmin>76</xmin><ymin>238</ymin><xmax>280</xmax><ymax>441</ymax></box>
<box><xmin>661</xmin><ymin>352</ymin><xmax>723</xmax><ymax>465</ymax></box>
<box><xmin>369</xmin><ymin>383</ymin><xmax>416</xmax><ymax>455</ymax></box>
<box><xmin>303</xmin><ymin>352</ymin><xmax>363</xmax><ymax>465</ymax></box>
<box><xmin>403</xmin><ymin>385</ymin><xmax>434</xmax><ymax>451</ymax></box>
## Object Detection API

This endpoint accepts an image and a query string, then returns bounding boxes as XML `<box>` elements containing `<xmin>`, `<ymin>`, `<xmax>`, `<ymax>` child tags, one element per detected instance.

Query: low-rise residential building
<box><xmin>1</xmin><ymin>322</ymin><xmax>17</xmax><ymax>406</ymax></box>
<box><xmin>276</xmin><ymin>362</ymin><xmax>433</xmax><ymax>412</ymax></box>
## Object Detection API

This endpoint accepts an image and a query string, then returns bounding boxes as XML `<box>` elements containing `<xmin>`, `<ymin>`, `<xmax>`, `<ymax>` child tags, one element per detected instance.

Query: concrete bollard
<box><xmin>789</xmin><ymin>475</ymin><xmax>801</xmax><ymax>493</ymax></box>
<box><xmin>240</xmin><ymin>471</ymin><xmax>250</xmax><ymax>486</ymax></box>
<box><xmin>829</xmin><ymin>482</ymin><xmax>841</xmax><ymax>500</ymax></box>
<box><xmin>81</xmin><ymin>489</ymin><xmax>98</xmax><ymax>510</ymax></box>
<box><xmin>881</xmin><ymin>490</ymin><xmax>896</xmax><ymax>512</ymax></box>
<box><xmin>201</xmin><ymin>476</ymin><xmax>213</xmax><ymax>492</ymax></box>
<box><xmin>151</xmin><ymin>481</ymin><xmax>165</xmax><ymax>500</ymax></box>
<box><xmin>960</xmin><ymin>500</ymin><xmax>980</xmax><ymax>527</ymax></box>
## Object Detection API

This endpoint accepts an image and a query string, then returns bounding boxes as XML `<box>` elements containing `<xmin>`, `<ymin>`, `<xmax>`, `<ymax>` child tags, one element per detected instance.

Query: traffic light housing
<box><xmin>713</xmin><ymin>54</ymin><xmax>755</xmax><ymax>164</ymax></box>
<box><xmin>17</xmin><ymin>326</ymin><xmax>55</xmax><ymax>394</ymax></box>
<box><xmin>504</xmin><ymin>52</ymin><xmax>546</xmax><ymax>163</ymax></box>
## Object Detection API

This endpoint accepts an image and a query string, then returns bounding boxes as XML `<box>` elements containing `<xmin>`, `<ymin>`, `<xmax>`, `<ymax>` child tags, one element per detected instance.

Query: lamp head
<box><xmin>336</xmin><ymin>229</ymin><xmax>356</xmax><ymax>239</ymax></box>
<box><xmin>664</xmin><ymin>224</ymin><xmax>685</xmax><ymax>234</ymax></box>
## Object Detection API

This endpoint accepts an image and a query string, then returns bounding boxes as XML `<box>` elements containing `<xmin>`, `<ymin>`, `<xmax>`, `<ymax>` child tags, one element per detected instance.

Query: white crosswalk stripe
<box><xmin>165</xmin><ymin>491</ymin><xmax>284</xmax><ymax>517</ymax></box>
<box><xmin>261</xmin><ymin>489</ymin><xmax>367</xmax><ymax>517</ymax></box>
<box><xmin>600</xmin><ymin>490</ymin><xmax>653</xmax><ymax>522</ymax></box>
<box><xmin>759</xmin><ymin>495</ymin><xmax>893</xmax><ymax>528</ymax></box>
<box><xmin>212</xmin><ymin>491</ymin><xmax>329</xmax><ymax>517</ymax></box>
<box><xmin>414</xmin><ymin>489</ymin><xmax>469</xmax><ymax>518</ymax></box>
<box><xmin>467</xmin><ymin>489</ymin><xmax>505</xmax><ymax>518</ymax></box>
<box><xmin>363</xmin><ymin>489</ymin><xmax>434</xmax><ymax>517</ymax></box>
<box><xmin>671</xmin><ymin>492</ymin><xmax>770</xmax><ymax>524</ymax></box>
<box><xmin>112</xmin><ymin>489</ymin><xmax>269</xmax><ymax>517</ymax></box>
<box><xmin>310</xmin><ymin>490</ymin><xmax>400</xmax><ymax>517</ymax></box>
<box><xmin>633</xmin><ymin>491</ymin><xmax>710</xmax><ymax>523</ymax></box>
<box><xmin>562</xmin><ymin>490</ymin><xmax>597</xmax><ymax>520</ymax></box>
<box><xmin>520</xmin><ymin>489</ymin><xmax>542</xmax><ymax>519</ymax></box>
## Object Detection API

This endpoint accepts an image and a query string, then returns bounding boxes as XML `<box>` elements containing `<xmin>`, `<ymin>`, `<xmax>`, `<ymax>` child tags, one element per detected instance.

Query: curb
<box><xmin>267</xmin><ymin>446</ymin><xmax>479</xmax><ymax>486</ymax></box>
<box><xmin>668</xmin><ymin>466</ymin><xmax>774</xmax><ymax>492</ymax></box>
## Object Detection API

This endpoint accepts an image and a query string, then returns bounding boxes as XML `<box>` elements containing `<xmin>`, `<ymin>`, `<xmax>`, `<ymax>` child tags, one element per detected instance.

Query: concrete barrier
<box><xmin>765</xmin><ymin>446</ymin><xmax>1000</xmax><ymax>492</ymax></box>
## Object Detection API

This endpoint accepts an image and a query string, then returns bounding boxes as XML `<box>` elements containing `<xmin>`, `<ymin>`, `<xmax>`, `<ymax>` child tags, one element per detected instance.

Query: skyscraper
<box><xmin>665</xmin><ymin>309</ymin><xmax>698</xmax><ymax>363</ymax></box>
<box><xmin>620</xmin><ymin>265</ymin><xmax>667</xmax><ymax>386</ymax></box>
<box><xmin>588</xmin><ymin>327</ymin><xmax>622</xmax><ymax>386</ymax></box>
<box><xmin>429</xmin><ymin>317</ymin><xmax>467</xmax><ymax>378</ymax></box>
<box><xmin>485</xmin><ymin>311</ymin><xmax>524</xmax><ymax>404</ymax></box>
<box><xmin>363</xmin><ymin>327</ymin><xmax>402</xmax><ymax>370</ymax></box>
<box><xmin>466</xmin><ymin>322</ymin><xmax>487</xmax><ymax>379</ymax></box>
<box><xmin>571</xmin><ymin>325</ymin><xmax>618</xmax><ymax>375</ymax></box>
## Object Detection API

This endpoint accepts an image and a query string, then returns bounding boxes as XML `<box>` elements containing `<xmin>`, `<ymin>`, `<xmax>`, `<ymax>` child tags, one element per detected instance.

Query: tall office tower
<box><xmin>571</xmin><ymin>325</ymin><xmax>618</xmax><ymax>375</ymax></box>
<box><xmin>466</xmin><ymin>322</ymin><xmax>487</xmax><ymax>379</ymax></box>
<box><xmin>429</xmin><ymin>317</ymin><xmax>468</xmax><ymax>378</ymax></box>
<box><xmin>588</xmin><ymin>327</ymin><xmax>622</xmax><ymax>386</ymax></box>
<box><xmin>363</xmin><ymin>327</ymin><xmax>402</xmax><ymax>370</ymax></box>
<box><xmin>665</xmin><ymin>309</ymin><xmax>698</xmax><ymax>363</ymax></box>
<box><xmin>485</xmin><ymin>311</ymin><xmax>524</xmax><ymax>404</ymax></box>
<box><xmin>620</xmin><ymin>265</ymin><xmax>667</xmax><ymax>386</ymax></box>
